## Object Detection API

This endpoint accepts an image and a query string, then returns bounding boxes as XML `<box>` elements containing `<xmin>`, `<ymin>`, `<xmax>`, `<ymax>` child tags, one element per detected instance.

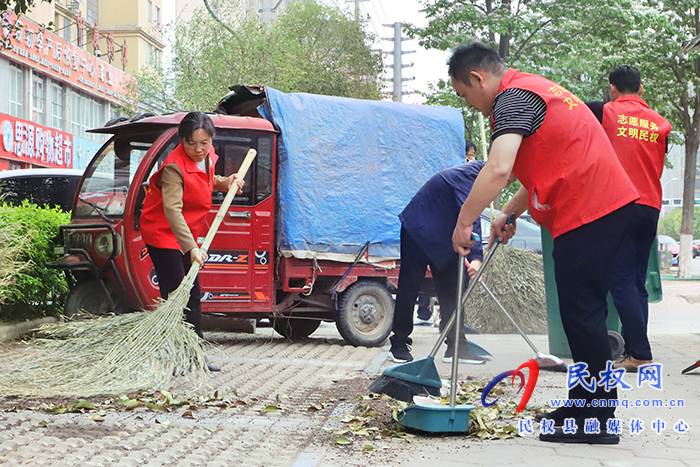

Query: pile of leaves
<box><xmin>465</xmin><ymin>245</ymin><xmax>547</xmax><ymax>334</ymax></box>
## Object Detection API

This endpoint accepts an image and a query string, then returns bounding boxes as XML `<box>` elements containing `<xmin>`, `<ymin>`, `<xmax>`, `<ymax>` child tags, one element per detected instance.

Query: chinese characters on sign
<box><xmin>1</xmin><ymin>113</ymin><xmax>73</xmax><ymax>168</ymax></box>
<box><xmin>0</xmin><ymin>12</ymin><xmax>130</xmax><ymax>105</ymax></box>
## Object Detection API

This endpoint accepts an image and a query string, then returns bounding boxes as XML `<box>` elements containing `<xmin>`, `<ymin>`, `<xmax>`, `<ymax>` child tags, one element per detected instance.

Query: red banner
<box><xmin>0</xmin><ymin>112</ymin><xmax>73</xmax><ymax>168</ymax></box>
<box><xmin>0</xmin><ymin>12</ymin><xmax>132</xmax><ymax>105</ymax></box>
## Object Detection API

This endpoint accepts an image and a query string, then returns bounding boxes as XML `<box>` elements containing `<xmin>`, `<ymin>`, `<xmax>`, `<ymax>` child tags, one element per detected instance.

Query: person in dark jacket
<box><xmin>389</xmin><ymin>160</ymin><xmax>486</xmax><ymax>364</ymax></box>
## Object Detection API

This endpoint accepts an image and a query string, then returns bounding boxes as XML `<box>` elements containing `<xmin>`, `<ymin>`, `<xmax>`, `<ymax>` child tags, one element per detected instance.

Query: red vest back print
<box><xmin>140</xmin><ymin>144</ymin><xmax>218</xmax><ymax>250</ymax></box>
<box><xmin>602</xmin><ymin>95</ymin><xmax>671</xmax><ymax>210</ymax></box>
<box><xmin>495</xmin><ymin>69</ymin><xmax>639</xmax><ymax>238</ymax></box>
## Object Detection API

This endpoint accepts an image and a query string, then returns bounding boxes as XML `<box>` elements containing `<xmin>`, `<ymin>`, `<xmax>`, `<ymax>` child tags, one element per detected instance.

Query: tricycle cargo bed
<box><xmin>224</xmin><ymin>86</ymin><xmax>466</xmax><ymax>263</ymax></box>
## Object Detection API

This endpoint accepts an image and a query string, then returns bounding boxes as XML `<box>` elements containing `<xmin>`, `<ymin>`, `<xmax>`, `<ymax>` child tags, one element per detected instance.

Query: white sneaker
<box><xmin>413</xmin><ymin>317</ymin><xmax>432</xmax><ymax>326</ymax></box>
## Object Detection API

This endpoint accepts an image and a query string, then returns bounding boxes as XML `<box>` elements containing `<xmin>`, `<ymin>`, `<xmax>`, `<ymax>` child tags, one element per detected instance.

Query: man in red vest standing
<box><xmin>586</xmin><ymin>66</ymin><xmax>672</xmax><ymax>373</ymax></box>
<box><xmin>448</xmin><ymin>42</ymin><xmax>641</xmax><ymax>444</ymax></box>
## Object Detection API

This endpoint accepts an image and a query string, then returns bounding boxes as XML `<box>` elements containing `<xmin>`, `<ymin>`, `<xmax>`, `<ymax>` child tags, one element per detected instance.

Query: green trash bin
<box><xmin>542</xmin><ymin>229</ymin><xmax>662</xmax><ymax>359</ymax></box>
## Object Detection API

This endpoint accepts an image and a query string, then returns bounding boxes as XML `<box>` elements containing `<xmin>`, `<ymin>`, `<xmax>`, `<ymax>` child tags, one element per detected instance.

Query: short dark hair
<box><xmin>609</xmin><ymin>65</ymin><xmax>641</xmax><ymax>94</ymax></box>
<box><xmin>178</xmin><ymin>111</ymin><xmax>216</xmax><ymax>141</ymax></box>
<box><xmin>465</xmin><ymin>139</ymin><xmax>477</xmax><ymax>153</ymax></box>
<box><xmin>448</xmin><ymin>42</ymin><xmax>506</xmax><ymax>86</ymax></box>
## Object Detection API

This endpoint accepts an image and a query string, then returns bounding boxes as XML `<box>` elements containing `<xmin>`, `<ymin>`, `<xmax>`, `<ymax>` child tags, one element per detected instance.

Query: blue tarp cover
<box><xmin>258</xmin><ymin>87</ymin><xmax>465</xmax><ymax>262</ymax></box>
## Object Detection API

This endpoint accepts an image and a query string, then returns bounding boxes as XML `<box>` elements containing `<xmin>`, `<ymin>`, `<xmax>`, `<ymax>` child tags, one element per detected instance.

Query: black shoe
<box><xmin>539</xmin><ymin>427</ymin><xmax>620</xmax><ymax>444</ymax></box>
<box><xmin>390</xmin><ymin>342</ymin><xmax>413</xmax><ymax>363</ymax></box>
<box><xmin>206</xmin><ymin>361</ymin><xmax>221</xmax><ymax>372</ymax></box>
<box><xmin>535</xmin><ymin>406</ymin><xmax>581</xmax><ymax>426</ymax></box>
<box><xmin>442</xmin><ymin>343</ymin><xmax>485</xmax><ymax>364</ymax></box>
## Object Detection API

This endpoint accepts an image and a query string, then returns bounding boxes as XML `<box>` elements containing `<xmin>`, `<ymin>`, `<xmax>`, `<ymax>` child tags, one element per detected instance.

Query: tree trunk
<box><xmin>678</xmin><ymin>130</ymin><xmax>699</xmax><ymax>278</ymax></box>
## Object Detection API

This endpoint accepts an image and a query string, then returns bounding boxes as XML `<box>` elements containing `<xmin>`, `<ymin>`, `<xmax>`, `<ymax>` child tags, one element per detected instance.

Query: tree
<box><xmin>411</xmin><ymin>1</ymin><xmax>700</xmax><ymax>276</ymax></box>
<box><xmin>588</xmin><ymin>2</ymin><xmax>699</xmax><ymax>277</ymax></box>
<box><xmin>0</xmin><ymin>0</ymin><xmax>50</xmax><ymax>15</ymax></box>
<box><xmin>131</xmin><ymin>0</ymin><xmax>382</xmax><ymax>113</ymax></box>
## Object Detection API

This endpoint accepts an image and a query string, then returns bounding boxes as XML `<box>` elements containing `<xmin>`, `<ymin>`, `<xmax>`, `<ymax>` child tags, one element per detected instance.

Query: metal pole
<box><xmin>393</xmin><ymin>22</ymin><xmax>402</xmax><ymax>102</ymax></box>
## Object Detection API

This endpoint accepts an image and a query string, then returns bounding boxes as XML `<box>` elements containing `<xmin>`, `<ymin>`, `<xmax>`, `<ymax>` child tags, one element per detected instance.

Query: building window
<box><xmin>70</xmin><ymin>89</ymin><xmax>105</xmax><ymax>139</ymax></box>
<box><xmin>32</xmin><ymin>73</ymin><xmax>46</xmax><ymax>125</ymax></box>
<box><xmin>50</xmin><ymin>80</ymin><xmax>64</xmax><ymax>130</ymax></box>
<box><xmin>148</xmin><ymin>0</ymin><xmax>152</xmax><ymax>22</ymax></box>
<box><xmin>9</xmin><ymin>62</ymin><xmax>24</xmax><ymax>118</ymax></box>
<box><xmin>155</xmin><ymin>6</ymin><xmax>160</xmax><ymax>26</ymax></box>
<box><xmin>62</xmin><ymin>15</ymin><xmax>71</xmax><ymax>42</ymax></box>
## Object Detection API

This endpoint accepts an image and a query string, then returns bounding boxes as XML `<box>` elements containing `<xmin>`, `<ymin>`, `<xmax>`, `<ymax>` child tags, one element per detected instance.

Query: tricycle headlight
<box><xmin>95</xmin><ymin>233</ymin><xmax>120</xmax><ymax>258</ymax></box>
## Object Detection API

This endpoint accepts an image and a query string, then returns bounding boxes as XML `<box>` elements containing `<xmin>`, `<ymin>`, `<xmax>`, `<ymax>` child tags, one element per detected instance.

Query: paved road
<box><xmin>1</xmin><ymin>278</ymin><xmax>699</xmax><ymax>467</ymax></box>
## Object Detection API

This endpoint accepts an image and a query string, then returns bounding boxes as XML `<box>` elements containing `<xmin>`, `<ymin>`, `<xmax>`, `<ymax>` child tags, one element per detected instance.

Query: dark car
<box><xmin>0</xmin><ymin>168</ymin><xmax>84</xmax><ymax>211</ymax></box>
<box><xmin>693</xmin><ymin>240</ymin><xmax>700</xmax><ymax>259</ymax></box>
<box><xmin>480</xmin><ymin>208</ymin><xmax>543</xmax><ymax>253</ymax></box>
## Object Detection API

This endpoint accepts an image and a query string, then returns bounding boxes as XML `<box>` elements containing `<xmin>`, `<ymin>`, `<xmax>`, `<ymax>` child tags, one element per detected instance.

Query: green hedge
<box><xmin>657</xmin><ymin>206</ymin><xmax>700</xmax><ymax>241</ymax></box>
<box><xmin>0</xmin><ymin>201</ymin><xmax>70</xmax><ymax>322</ymax></box>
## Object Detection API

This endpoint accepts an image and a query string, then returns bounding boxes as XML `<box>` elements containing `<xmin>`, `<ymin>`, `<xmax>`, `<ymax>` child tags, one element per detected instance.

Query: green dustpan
<box><xmin>382</xmin><ymin>355</ymin><xmax>442</xmax><ymax>394</ymax></box>
<box><xmin>398</xmin><ymin>403</ymin><xmax>475</xmax><ymax>433</ymax></box>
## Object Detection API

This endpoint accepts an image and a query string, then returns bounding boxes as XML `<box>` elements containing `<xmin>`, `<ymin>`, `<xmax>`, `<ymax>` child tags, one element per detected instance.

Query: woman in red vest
<box><xmin>140</xmin><ymin>111</ymin><xmax>244</xmax><ymax>372</ymax></box>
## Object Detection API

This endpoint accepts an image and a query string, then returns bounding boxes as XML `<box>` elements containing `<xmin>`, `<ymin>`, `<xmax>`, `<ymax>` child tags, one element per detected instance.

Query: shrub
<box><xmin>0</xmin><ymin>201</ymin><xmax>70</xmax><ymax>322</ymax></box>
<box><xmin>657</xmin><ymin>206</ymin><xmax>700</xmax><ymax>241</ymax></box>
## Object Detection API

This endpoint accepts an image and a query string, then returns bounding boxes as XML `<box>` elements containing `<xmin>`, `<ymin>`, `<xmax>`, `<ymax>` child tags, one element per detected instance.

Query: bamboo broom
<box><xmin>0</xmin><ymin>148</ymin><xmax>257</xmax><ymax>397</ymax></box>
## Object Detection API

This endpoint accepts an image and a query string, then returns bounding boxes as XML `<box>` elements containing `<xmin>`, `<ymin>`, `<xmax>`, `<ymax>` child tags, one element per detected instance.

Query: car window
<box><xmin>75</xmin><ymin>130</ymin><xmax>167</xmax><ymax>219</ymax></box>
<box><xmin>212</xmin><ymin>131</ymin><xmax>274</xmax><ymax>206</ymax></box>
<box><xmin>0</xmin><ymin>175</ymin><xmax>74</xmax><ymax>211</ymax></box>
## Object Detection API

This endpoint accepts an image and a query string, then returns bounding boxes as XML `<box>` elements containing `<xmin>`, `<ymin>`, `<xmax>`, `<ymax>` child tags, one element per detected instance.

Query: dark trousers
<box><xmin>553</xmin><ymin>203</ymin><xmax>638</xmax><ymax>413</ymax></box>
<box><xmin>416</xmin><ymin>295</ymin><xmax>432</xmax><ymax>320</ymax></box>
<box><xmin>391</xmin><ymin>227</ymin><xmax>465</xmax><ymax>347</ymax></box>
<box><xmin>146</xmin><ymin>244</ymin><xmax>203</xmax><ymax>338</ymax></box>
<box><xmin>609</xmin><ymin>204</ymin><xmax>657</xmax><ymax>361</ymax></box>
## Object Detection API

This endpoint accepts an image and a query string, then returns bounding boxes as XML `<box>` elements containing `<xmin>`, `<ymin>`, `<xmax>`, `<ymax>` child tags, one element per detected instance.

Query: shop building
<box><xmin>0</xmin><ymin>0</ymin><xmax>163</xmax><ymax>171</ymax></box>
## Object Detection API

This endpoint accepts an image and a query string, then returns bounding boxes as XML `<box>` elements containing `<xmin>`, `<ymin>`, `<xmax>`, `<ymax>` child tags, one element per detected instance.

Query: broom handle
<box><xmin>428</xmin><ymin>214</ymin><xmax>515</xmax><ymax>358</ymax></box>
<box><xmin>183</xmin><ymin>148</ymin><xmax>258</xmax><ymax>282</ymax></box>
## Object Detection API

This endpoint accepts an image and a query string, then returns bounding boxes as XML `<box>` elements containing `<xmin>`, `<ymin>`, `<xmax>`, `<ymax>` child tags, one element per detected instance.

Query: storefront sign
<box><xmin>0</xmin><ymin>12</ymin><xmax>131</xmax><ymax>105</ymax></box>
<box><xmin>1</xmin><ymin>112</ymin><xmax>73</xmax><ymax>168</ymax></box>
<box><xmin>72</xmin><ymin>135</ymin><xmax>103</xmax><ymax>170</ymax></box>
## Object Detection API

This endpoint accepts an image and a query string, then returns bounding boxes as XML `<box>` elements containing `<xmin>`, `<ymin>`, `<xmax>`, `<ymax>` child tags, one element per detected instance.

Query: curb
<box><xmin>0</xmin><ymin>317</ymin><xmax>58</xmax><ymax>343</ymax></box>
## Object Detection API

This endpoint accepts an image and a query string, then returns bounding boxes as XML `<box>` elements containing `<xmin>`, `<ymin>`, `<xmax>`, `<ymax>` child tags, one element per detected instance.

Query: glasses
<box><xmin>183</xmin><ymin>139</ymin><xmax>211</xmax><ymax>150</ymax></box>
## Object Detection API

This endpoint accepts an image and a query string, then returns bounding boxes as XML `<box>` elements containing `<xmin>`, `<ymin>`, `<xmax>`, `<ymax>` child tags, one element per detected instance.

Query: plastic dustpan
<box><xmin>382</xmin><ymin>355</ymin><xmax>442</xmax><ymax>392</ymax></box>
<box><xmin>398</xmin><ymin>403</ymin><xmax>475</xmax><ymax>433</ymax></box>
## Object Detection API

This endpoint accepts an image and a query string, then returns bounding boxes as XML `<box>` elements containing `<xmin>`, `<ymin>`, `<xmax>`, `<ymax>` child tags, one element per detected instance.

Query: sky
<box><xmin>164</xmin><ymin>0</ymin><xmax>451</xmax><ymax>104</ymax></box>
<box><xmin>332</xmin><ymin>0</ymin><xmax>451</xmax><ymax>104</ymax></box>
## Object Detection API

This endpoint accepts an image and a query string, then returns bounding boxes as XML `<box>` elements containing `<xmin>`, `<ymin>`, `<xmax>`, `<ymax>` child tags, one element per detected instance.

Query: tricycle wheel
<box><xmin>337</xmin><ymin>281</ymin><xmax>393</xmax><ymax>347</ymax></box>
<box><xmin>273</xmin><ymin>316</ymin><xmax>321</xmax><ymax>340</ymax></box>
<box><xmin>63</xmin><ymin>280</ymin><xmax>112</xmax><ymax>319</ymax></box>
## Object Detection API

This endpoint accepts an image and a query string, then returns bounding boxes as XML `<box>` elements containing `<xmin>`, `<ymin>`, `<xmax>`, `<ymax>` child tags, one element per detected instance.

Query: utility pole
<box><xmin>249</xmin><ymin>0</ymin><xmax>286</xmax><ymax>26</ymax></box>
<box><xmin>382</xmin><ymin>22</ymin><xmax>414</xmax><ymax>102</ymax></box>
<box><xmin>346</xmin><ymin>0</ymin><xmax>369</xmax><ymax>22</ymax></box>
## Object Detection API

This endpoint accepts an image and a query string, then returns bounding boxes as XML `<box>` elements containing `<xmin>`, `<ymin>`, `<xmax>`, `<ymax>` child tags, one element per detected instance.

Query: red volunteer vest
<box><xmin>602</xmin><ymin>95</ymin><xmax>671</xmax><ymax>210</ymax></box>
<box><xmin>140</xmin><ymin>144</ymin><xmax>218</xmax><ymax>250</ymax></box>
<box><xmin>496</xmin><ymin>69</ymin><xmax>639</xmax><ymax>238</ymax></box>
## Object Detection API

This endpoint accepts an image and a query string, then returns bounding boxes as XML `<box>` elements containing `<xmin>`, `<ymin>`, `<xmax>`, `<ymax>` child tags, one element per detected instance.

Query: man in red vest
<box><xmin>587</xmin><ymin>66</ymin><xmax>672</xmax><ymax>373</ymax></box>
<box><xmin>448</xmin><ymin>42</ymin><xmax>641</xmax><ymax>445</ymax></box>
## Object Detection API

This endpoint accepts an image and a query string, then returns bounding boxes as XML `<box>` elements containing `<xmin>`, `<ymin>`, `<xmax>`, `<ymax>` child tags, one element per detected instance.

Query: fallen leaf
<box><xmin>362</xmin><ymin>445</ymin><xmax>375</xmax><ymax>451</ymax></box>
<box><xmin>335</xmin><ymin>436</ymin><xmax>353</xmax><ymax>445</ymax></box>
<box><xmin>182</xmin><ymin>411</ymin><xmax>196</xmax><ymax>419</ymax></box>
<box><xmin>155</xmin><ymin>419</ymin><xmax>170</xmax><ymax>425</ymax></box>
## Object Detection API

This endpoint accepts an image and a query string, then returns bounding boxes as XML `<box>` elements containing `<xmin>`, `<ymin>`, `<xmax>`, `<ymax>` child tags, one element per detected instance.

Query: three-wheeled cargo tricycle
<box><xmin>48</xmin><ymin>86</ymin><xmax>466</xmax><ymax>346</ymax></box>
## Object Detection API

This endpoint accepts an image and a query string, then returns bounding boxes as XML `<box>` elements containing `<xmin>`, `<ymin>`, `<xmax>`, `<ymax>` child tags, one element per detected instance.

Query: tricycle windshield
<box><xmin>74</xmin><ymin>130</ymin><xmax>166</xmax><ymax>219</ymax></box>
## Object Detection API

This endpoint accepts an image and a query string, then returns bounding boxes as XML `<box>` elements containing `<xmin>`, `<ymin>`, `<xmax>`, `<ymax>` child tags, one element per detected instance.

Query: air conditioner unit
<box><xmin>67</xmin><ymin>1</ymin><xmax>80</xmax><ymax>14</ymax></box>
